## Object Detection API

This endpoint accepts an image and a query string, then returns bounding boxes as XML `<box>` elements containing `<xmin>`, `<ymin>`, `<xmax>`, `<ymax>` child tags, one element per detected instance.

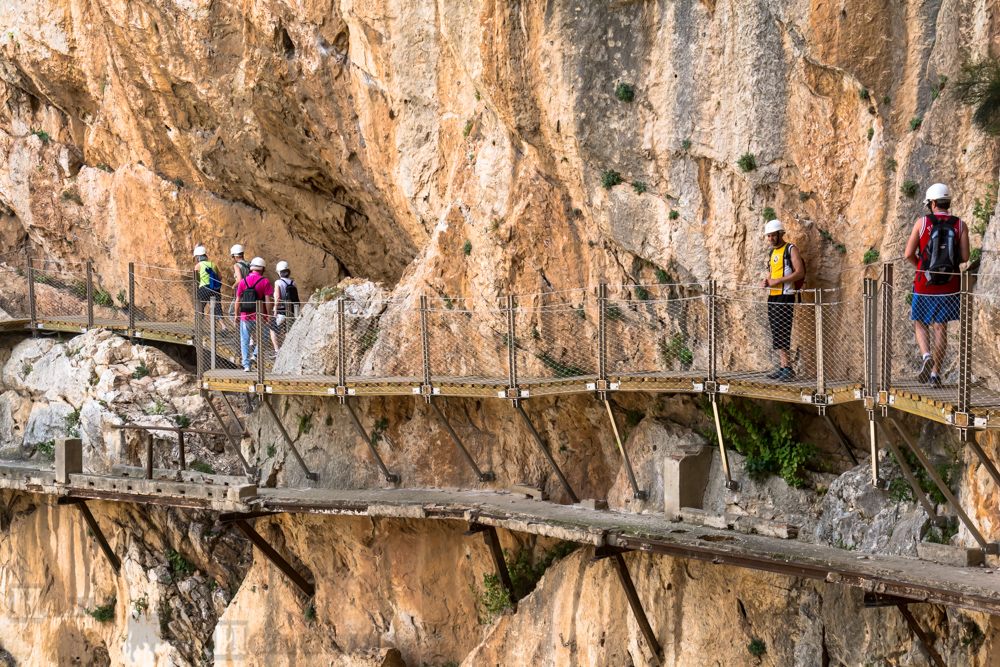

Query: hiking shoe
<box><xmin>778</xmin><ymin>367</ymin><xmax>796</xmax><ymax>382</ymax></box>
<box><xmin>929</xmin><ymin>374</ymin><xmax>942</xmax><ymax>389</ymax></box>
<box><xmin>765</xmin><ymin>368</ymin><xmax>784</xmax><ymax>380</ymax></box>
<box><xmin>917</xmin><ymin>356</ymin><xmax>932</xmax><ymax>383</ymax></box>
<box><xmin>243</xmin><ymin>366</ymin><xmax>252</xmax><ymax>373</ymax></box>
<box><xmin>270</xmin><ymin>351</ymin><xmax>279</xmax><ymax>359</ymax></box>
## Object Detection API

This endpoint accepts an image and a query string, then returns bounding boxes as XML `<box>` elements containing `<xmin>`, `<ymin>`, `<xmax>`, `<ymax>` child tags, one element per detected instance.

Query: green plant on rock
<box><xmin>972</xmin><ymin>181</ymin><xmax>997</xmax><ymax>239</ymax></box>
<box><xmin>605</xmin><ymin>304</ymin><xmax>625</xmax><ymax>321</ymax></box>
<box><xmin>614</xmin><ymin>82</ymin><xmax>634</xmax><ymax>102</ymax></box>
<box><xmin>682</xmin><ymin>139</ymin><xmax>692</xmax><ymax>151</ymax></box>
<box><xmin>818</xmin><ymin>229</ymin><xmax>833</xmax><ymax>242</ymax></box>
<box><xmin>762</xmin><ymin>206</ymin><xmax>776</xmax><ymax>221</ymax></box>
<box><xmin>798</xmin><ymin>190</ymin><xmax>810</xmax><ymax>202</ymax></box>
<box><xmin>631</xmin><ymin>181</ymin><xmax>646</xmax><ymax>195</ymax></box>
<box><xmin>624</xmin><ymin>410</ymin><xmax>645</xmax><ymax>428</ymax></box>
<box><xmin>882</xmin><ymin>95</ymin><xmax>890</xmax><ymax>105</ymax></box>
<box><xmin>173</xmin><ymin>413</ymin><xmax>191</xmax><ymax>428</ymax></box>
<box><xmin>900</xmin><ymin>181</ymin><xmax>919</xmax><ymax>198</ymax></box>
<box><xmin>867</xmin><ymin>127</ymin><xmax>874</xmax><ymax>140</ymax></box>
<box><xmin>36</xmin><ymin>440</ymin><xmax>55</xmax><ymax>460</ymax></box>
<box><xmin>167</xmin><ymin>549</ymin><xmax>195</xmax><ymax>578</ymax></box>
<box><xmin>655</xmin><ymin>268</ymin><xmax>672</xmax><ymax>284</ymax></box>
<box><xmin>360</xmin><ymin>323</ymin><xmax>380</xmax><ymax>351</ymax></box>
<box><xmin>737</xmin><ymin>152</ymin><xmax>756</xmax><ymax>173</ymax></box>
<box><xmin>461</xmin><ymin>239</ymin><xmax>472</xmax><ymax>256</ymax></box>
<box><xmin>601</xmin><ymin>169</ymin><xmax>622</xmax><ymax>189</ymax></box>
<box><xmin>470</xmin><ymin>572</ymin><xmax>512</xmax><ymax>624</ymax></box>
<box><xmin>371</xmin><ymin>417</ymin><xmax>389</xmax><ymax>446</ymax></box>
<box><xmin>87</xmin><ymin>597</ymin><xmax>116</xmax><ymax>623</ymax></box>
<box><xmin>132</xmin><ymin>595</ymin><xmax>149</xmax><ymax>617</ymax></box>
<box><xmin>266</xmin><ymin>444</ymin><xmax>276</xmax><ymax>458</ymax></box>
<box><xmin>955</xmin><ymin>58</ymin><xmax>1000</xmax><ymax>135</ymax></box>
<box><xmin>909</xmin><ymin>116</ymin><xmax>923</xmax><ymax>131</ymax></box>
<box><xmin>931</xmin><ymin>86</ymin><xmax>940</xmax><ymax>100</ymax></box>
<box><xmin>298</xmin><ymin>413</ymin><xmax>312</xmax><ymax>435</ymax></box>
<box><xmin>474</xmin><ymin>90</ymin><xmax>481</xmax><ymax>101</ymax></box>
<box><xmin>962</xmin><ymin>622</ymin><xmax>984</xmax><ymax>647</ymax></box>
<box><xmin>748</xmin><ymin>638</ymin><xmax>767</xmax><ymax>657</ymax></box>
<box><xmin>65</xmin><ymin>407</ymin><xmax>81</xmax><ymax>437</ymax></box>
<box><xmin>144</xmin><ymin>398</ymin><xmax>167</xmax><ymax>416</ymax></box>
<box><xmin>62</xmin><ymin>190</ymin><xmax>84</xmax><ymax>206</ymax></box>
<box><xmin>313</xmin><ymin>286</ymin><xmax>341</xmax><ymax>302</ymax></box>
<box><xmin>863</xmin><ymin>249</ymin><xmax>880</xmax><ymax>265</ymax></box>
<box><xmin>158</xmin><ymin>600</ymin><xmax>173</xmax><ymax>635</ymax></box>
<box><xmin>659</xmin><ymin>334</ymin><xmax>693</xmax><ymax>370</ymax></box>
<box><xmin>305</xmin><ymin>605</ymin><xmax>317</xmax><ymax>621</ymax></box>
<box><xmin>506</xmin><ymin>541</ymin><xmax>577</xmax><ymax>600</ymax></box>
<box><xmin>31</xmin><ymin>129</ymin><xmax>50</xmax><ymax>142</ymax></box>
<box><xmin>535</xmin><ymin>352</ymin><xmax>588</xmax><ymax>378</ymax></box>
<box><xmin>702</xmin><ymin>398</ymin><xmax>815</xmax><ymax>488</ymax></box>
<box><xmin>634</xmin><ymin>286</ymin><xmax>649</xmax><ymax>301</ymax></box>
<box><xmin>887</xmin><ymin>158</ymin><xmax>898</xmax><ymax>172</ymax></box>
<box><xmin>668</xmin><ymin>210</ymin><xmax>679</xmax><ymax>220</ymax></box>
<box><xmin>132</xmin><ymin>360</ymin><xmax>150</xmax><ymax>379</ymax></box>
<box><xmin>858</xmin><ymin>88</ymin><xmax>870</xmax><ymax>101</ymax></box>
<box><xmin>190</xmin><ymin>460</ymin><xmax>214</xmax><ymax>474</ymax></box>
<box><xmin>462</xmin><ymin>120</ymin><xmax>473</xmax><ymax>137</ymax></box>
<box><xmin>93</xmin><ymin>289</ymin><xmax>113</xmax><ymax>307</ymax></box>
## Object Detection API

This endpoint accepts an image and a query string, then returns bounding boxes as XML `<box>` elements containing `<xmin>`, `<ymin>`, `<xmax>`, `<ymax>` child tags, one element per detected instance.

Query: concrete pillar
<box><xmin>55</xmin><ymin>437</ymin><xmax>83</xmax><ymax>483</ymax></box>
<box><xmin>663</xmin><ymin>446</ymin><xmax>714</xmax><ymax>521</ymax></box>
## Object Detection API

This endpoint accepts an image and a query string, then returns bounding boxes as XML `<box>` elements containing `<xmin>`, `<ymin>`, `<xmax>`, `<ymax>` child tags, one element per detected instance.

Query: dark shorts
<box><xmin>268</xmin><ymin>315</ymin><xmax>288</xmax><ymax>334</ymax></box>
<box><xmin>767</xmin><ymin>294</ymin><xmax>795</xmax><ymax>351</ymax></box>
<box><xmin>197</xmin><ymin>285</ymin><xmax>223</xmax><ymax>317</ymax></box>
<box><xmin>911</xmin><ymin>292</ymin><xmax>960</xmax><ymax>324</ymax></box>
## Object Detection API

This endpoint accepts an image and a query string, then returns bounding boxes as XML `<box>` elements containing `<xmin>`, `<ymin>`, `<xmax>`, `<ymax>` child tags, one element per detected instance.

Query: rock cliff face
<box><xmin>3</xmin><ymin>0</ymin><xmax>1000</xmax><ymax>665</ymax></box>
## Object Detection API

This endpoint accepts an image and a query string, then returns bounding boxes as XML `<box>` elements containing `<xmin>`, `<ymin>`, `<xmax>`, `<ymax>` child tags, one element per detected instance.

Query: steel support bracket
<box><xmin>58</xmin><ymin>497</ymin><xmax>122</xmax><ymax>574</ymax></box>
<box><xmin>466</xmin><ymin>522</ymin><xmax>516</xmax><ymax>611</ymax></box>
<box><xmin>344</xmin><ymin>399</ymin><xmax>400</xmax><ymax>483</ymax></box>
<box><xmin>952</xmin><ymin>412</ymin><xmax>970</xmax><ymax>428</ymax></box>
<box><xmin>877</xmin><ymin>390</ymin><xmax>888</xmax><ymax>406</ymax></box>
<box><xmin>429</xmin><ymin>398</ymin><xmax>495</xmax><ymax>482</ymax></box>
<box><xmin>864</xmin><ymin>395</ymin><xmax>876</xmax><ymax>410</ymax></box>
<box><xmin>514</xmin><ymin>403</ymin><xmax>578</xmax><ymax>503</ymax></box>
<box><xmin>703</xmin><ymin>380</ymin><xmax>718</xmax><ymax>394</ymax></box>
<box><xmin>261</xmin><ymin>397</ymin><xmax>320</xmax><ymax>482</ymax></box>
<box><xmin>591</xmin><ymin>545</ymin><xmax>663</xmax><ymax>665</ymax></box>
<box><xmin>234</xmin><ymin>519</ymin><xmax>315</xmax><ymax>598</ymax></box>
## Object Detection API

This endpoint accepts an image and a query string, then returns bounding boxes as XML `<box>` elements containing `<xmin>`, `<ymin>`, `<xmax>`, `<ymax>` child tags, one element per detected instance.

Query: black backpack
<box><xmin>277</xmin><ymin>278</ymin><xmax>299</xmax><ymax>313</ymax></box>
<box><xmin>920</xmin><ymin>216</ymin><xmax>960</xmax><ymax>285</ymax></box>
<box><xmin>239</xmin><ymin>275</ymin><xmax>263</xmax><ymax>314</ymax></box>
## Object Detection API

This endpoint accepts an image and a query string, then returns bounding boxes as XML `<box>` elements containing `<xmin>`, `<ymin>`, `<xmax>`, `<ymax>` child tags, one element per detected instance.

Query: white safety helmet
<box><xmin>275</xmin><ymin>261</ymin><xmax>289</xmax><ymax>272</ymax></box>
<box><xmin>250</xmin><ymin>257</ymin><xmax>266</xmax><ymax>269</ymax></box>
<box><xmin>230</xmin><ymin>244</ymin><xmax>244</xmax><ymax>256</ymax></box>
<box><xmin>193</xmin><ymin>245</ymin><xmax>206</xmax><ymax>257</ymax></box>
<box><xmin>924</xmin><ymin>183</ymin><xmax>951</xmax><ymax>205</ymax></box>
<box><xmin>763</xmin><ymin>219</ymin><xmax>785</xmax><ymax>236</ymax></box>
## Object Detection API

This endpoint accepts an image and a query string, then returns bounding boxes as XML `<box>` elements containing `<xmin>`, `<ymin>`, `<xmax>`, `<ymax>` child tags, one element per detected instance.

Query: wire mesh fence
<box><xmin>0</xmin><ymin>253</ymin><xmax>30</xmax><ymax>319</ymax></box>
<box><xmin>132</xmin><ymin>268</ymin><xmax>195</xmax><ymax>338</ymax></box>
<box><xmin>514</xmin><ymin>289</ymin><xmax>598</xmax><ymax>392</ymax></box>
<box><xmin>30</xmin><ymin>260</ymin><xmax>90</xmax><ymax>324</ymax></box>
<box><xmin>426</xmin><ymin>296</ymin><xmax>507</xmax><ymax>384</ymax></box>
<box><xmin>969</xmin><ymin>291</ymin><xmax>1000</xmax><ymax>412</ymax></box>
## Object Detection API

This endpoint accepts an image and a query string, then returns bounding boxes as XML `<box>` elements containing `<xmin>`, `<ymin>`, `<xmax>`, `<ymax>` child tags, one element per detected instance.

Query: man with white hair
<box><xmin>760</xmin><ymin>219</ymin><xmax>805</xmax><ymax>382</ymax></box>
<box><xmin>904</xmin><ymin>183</ymin><xmax>970</xmax><ymax>388</ymax></box>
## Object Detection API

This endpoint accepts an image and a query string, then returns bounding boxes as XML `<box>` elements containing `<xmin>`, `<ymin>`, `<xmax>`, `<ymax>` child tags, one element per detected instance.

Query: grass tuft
<box><xmin>737</xmin><ymin>152</ymin><xmax>756</xmax><ymax>173</ymax></box>
<box><xmin>601</xmin><ymin>169</ymin><xmax>622</xmax><ymax>190</ymax></box>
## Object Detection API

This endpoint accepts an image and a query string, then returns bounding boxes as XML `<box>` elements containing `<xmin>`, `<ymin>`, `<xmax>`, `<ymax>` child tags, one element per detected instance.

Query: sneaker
<box><xmin>778</xmin><ymin>367</ymin><xmax>796</xmax><ymax>382</ymax></box>
<box><xmin>917</xmin><ymin>355</ymin><xmax>932</xmax><ymax>383</ymax></box>
<box><xmin>929</xmin><ymin>374</ymin><xmax>942</xmax><ymax>389</ymax></box>
<box><xmin>243</xmin><ymin>366</ymin><xmax>252</xmax><ymax>373</ymax></box>
<box><xmin>270</xmin><ymin>351</ymin><xmax>279</xmax><ymax>359</ymax></box>
<box><xmin>765</xmin><ymin>368</ymin><xmax>784</xmax><ymax>380</ymax></box>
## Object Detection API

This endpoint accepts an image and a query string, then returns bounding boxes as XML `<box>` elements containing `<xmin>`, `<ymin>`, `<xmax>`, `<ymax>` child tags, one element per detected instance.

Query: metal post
<box><xmin>256</xmin><ymin>299</ymin><xmax>264</xmax><ymax>386</ymax></box>
<box><xmin>879</xmin><ymin>263</ymin><xmax>894</xmax><ymax>393</ymax></box>
<box><xmin>957</xmin><ymin>270</ymin><xmax>972</xmax><ymax>432</ymax></box>
<box><xmin>506</xmin><ymin>295</ymin><xmax>518</xmax><ymax>400</ymax></box>
<box><xmin>234</xmin><ymin>520</ymin><xmax>315</xmax><ymax>597</ymax></box>
<box><xmin>193</xmin><ymin>270</ymin><xmax>203</xmax><ymax>380</ymax></box>
<box><xmin>429</xmin><ymin>398</ymin><xmax>493</xmax><ymax>482</ymax></box>
<box><xmin>708</xmin><ymin>279</ymin><xmax>717</xmax><ymax>382</ymax></box>
<box><xmin>514</xmin><ymin>403</ymin><xmax>578</xmax><ymax>503</ymax></box>
<box><xmin>337</xmin><ymin>297</ymin><xmax>346</xmax><ymax>391</ymax></box>
<box><xmin>178</xmin><ymin>430</ymin><xmax>186</xmax><ymax>471</ymax></box>
<box><xmin>210</xmin><ymin>297</ymin><xmax>217</xmax><ymax>370</ymax></box>
<box><xmin>261</xmin><ymin>396</ymin><xmax>319</xmax><ymax>481</ymax></box>
<box><xmin>220</xmin><ymin>392</ymin><xmax>247</xmax><ymax>437</ymax></box>
<box><xmin>467</xmin><ymin>523</ymin><xmax>516</xmax><ymax>610</ymax></box>
<box><xmin>889</xmin><ymin>416</ymin><xmax>994</xmax><ymax>553</ymax></box>
<box><xmin>593</xmin><ymin>547</ymin><xmax>662</xmax><ymax>665</ymax></box>
<box><xmin>711</xmin><ymin>396</ymin><xmax>739</xmax><ymax>490</ymax></box>
<box><xmin>874</xmin><ymin>419</ymin><xmax>938</xmax><ymax>520</ymax></box>
<box><xmin>814</xmin><ymin>288</ymin><xmax>824</xmax><ymax>396</ymax></box>
<box><xmin>86</xmin><ymin>261</ymin><xmax>94</xmax><ymax>329</ymax></box>
<box><xmin>420</xmin><ymin>295</ymin><xmax>432</xmax><ymax>398</ymax></box>
<box><xmin>863</xmin><ymin>278</ymin><xmax>876</xmax><ymax>399</ymax></box>
<box><xmin>27</xmin><ymin>257</ymin><xmax>37</xmax><ymax>336</ymax></box>
<box><xmin>868</xmin><ymin>415</ymin><xmax>885</xmax><ymax>488</ymax></box>
<box><xmin>603</xmin><ymin>399</ymin><xmax>644</xmax><ymax>499</ymax></box>
<box><xmin>598</xmin><ymin>283</ymin><xmax>607</xmax><ymax>387</ymax></box>
<box><xmin>344</xmin><ymin>399</ymin><xmax>400</xmax><ymax>483</ymax></box>
<box><xmin>967</xmin><ymin>435</ymin><xmax>1000</xmax><ymax>491</ymax></box>
<box><xmin>128</xmin><ymin>262</ymin><xmax>135</xmax><ymax>340</ymax></box>
<box><xmin>896</xmin><ymin>605</ymin><xmax>946</xmax><ymax>667</ymax></box>
<box><xmin>203</xmin><ymin>391</ymin><xmax>254</xmax><ymax>476</ymax></box>
<box><xmin>145</xmin><ymin>432</ymin><xmax>153</xmax><ymax>480</ymax></box>
<box><xmin>822</xmin><ymin>412</ymin><xmax>858</xmax><ymax>466</ymax></box>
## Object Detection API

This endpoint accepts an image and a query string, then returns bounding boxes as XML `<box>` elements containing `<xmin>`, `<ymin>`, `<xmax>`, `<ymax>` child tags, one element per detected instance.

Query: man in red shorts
<box><xmin>903</xmin><ymin>183</ymin><xmax>970</xmax><ymax>388</ymax></box>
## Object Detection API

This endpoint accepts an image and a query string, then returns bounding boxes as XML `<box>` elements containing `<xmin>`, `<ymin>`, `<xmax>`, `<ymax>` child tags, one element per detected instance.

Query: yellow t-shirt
<box><xmin>769</xmin><ymin>243</ymin><xmax>794</xmax><ymax>296</ymax></box>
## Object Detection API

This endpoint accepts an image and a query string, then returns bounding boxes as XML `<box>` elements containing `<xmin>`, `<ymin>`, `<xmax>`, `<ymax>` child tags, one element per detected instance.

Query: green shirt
<box><xmin>196</xmin><ymin>261</ymin><xmax>219</xmax><ymax>287</ymax></box>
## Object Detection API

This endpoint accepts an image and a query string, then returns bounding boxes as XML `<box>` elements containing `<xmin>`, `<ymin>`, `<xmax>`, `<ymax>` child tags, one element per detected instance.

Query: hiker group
<box><xmin>760</xmin><ymin>182</ymin><xmax>969</xmax><ymax>386</ymax></box>
<box><xmin>193</xmin><ymin>244</ymin><xmax>299</xmax><ymax>372</ymax></box>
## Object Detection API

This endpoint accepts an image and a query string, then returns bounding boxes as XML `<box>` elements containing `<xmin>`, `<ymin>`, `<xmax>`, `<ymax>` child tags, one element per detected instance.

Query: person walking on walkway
<box><xmin>228</xmin><ymin>244</ymin><xmax>252</xmax><ymax>318</ymax></box>
<box><xmin>904</xmin><ymin>183</ymin><xmax>970</xmax><ymax>388</ymax></box>
<box><xmin>234</xmin><ymin>257</ymin><xmax>273</xmax><ymax>372</ymax></box>
<box><xmin>268</xmin><ymin>260</ymin><xmax>299</xmax><ymax>358</ymax></box>
<box><xmin>194</xmin><ymin>246</ymin><xmax>227</xmax><ymax>333</ymax></box>
<box><xmin>760</xmin><ymin>219</ymin><xmax>805</xmax><ymax>381</ymax></box>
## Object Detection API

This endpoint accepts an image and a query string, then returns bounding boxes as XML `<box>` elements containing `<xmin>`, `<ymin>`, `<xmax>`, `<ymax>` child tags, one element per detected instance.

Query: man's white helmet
<box><xmin>275</xmin><ymin>261</ymin><xmax>289</xmax><ymax>272</ymax></box>
<box><xmin>924</xmin><ymin>183</ymin><xmax>951</xmax><ymax>205</ymax></box>
<box><xmin>230</xmin><ymin>244</ymin><xmax>244</xmax><ymax>256</ymax></box>
<box><xmin>250</xmin><ymin>257</ymin><xmax>266</xmax><ymax>269</ymax></box>
<box><xmin>193</xmin><ymin>245</ymin><xmax>206</xmax><ymax>257</ymax></box>
<box><xmin>763</xmin><ymin>219</ymin><xmax>785</xmax><ymax>236</ymax></box>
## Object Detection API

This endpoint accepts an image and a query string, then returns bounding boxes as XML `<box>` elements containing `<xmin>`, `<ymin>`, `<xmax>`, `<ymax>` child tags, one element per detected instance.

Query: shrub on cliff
<box><xmin>955</xmin><ymin>58</ymin><xmax>1000</xmax><ymax>135</ymax></box>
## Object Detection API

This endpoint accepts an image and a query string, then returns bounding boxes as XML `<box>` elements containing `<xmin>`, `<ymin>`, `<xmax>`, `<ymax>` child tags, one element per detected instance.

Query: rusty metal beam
<box><xmin>603</xmin><ymin>400</ymin><xmax>645</xmax><ymax>500</ymax></box>
<box><xmin>234</xmin><ymin>519</ymin><xmax>315</xmax><ymax>598</ymax></box>
<box><xmin>822</xmin><ymin>412</ymin><xmax>858</xmax><ymax>466</ymax></box>
<box><xmin>874</xmin><ymin>420</ymin><xmax>938</xmax><ymax>521</ymax></box>
<box><xmin>513</xmin><ymin>403</ymin><xmax>578</xmax><ymax>504</ymax></box>
<box><xmin>593</xmin><ymin>546</ymin><xmax>662</xmax><ymax>665</ymax></box>
<box><xmin>58</xmin><ymin>498</ymin><xmax>121</xmax><ymax>574</ymax></box>
<box><xmin>202</xmin><ymin>391</ymin><xmax>254</xmax><ymax>476</ymax></box>
<box><xmin>344</xmin><ymin>399</ymin><xmax>400</xmax><ymax>483</ymax></box>
<box><xmin>897</xmin><ymin>604</ymin><xmax>946</xmax><ymax>667</ymax></box>
<box><xmin>261</xmin><ymin>396</ymin><xmax>319</xmax><ymax>482</ymax></box>
<box><xmin>466</xmin><ymin>523</ymin><xmax>516</xmax><ymax>611</ymax></box>
<box><xmin>429</xmin><ymin>399</ymin><xmax>494</xmax><ymax>483</ymax></box>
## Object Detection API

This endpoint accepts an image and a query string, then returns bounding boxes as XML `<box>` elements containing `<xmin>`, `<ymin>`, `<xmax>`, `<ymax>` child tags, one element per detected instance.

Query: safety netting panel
<box><xmin>818</xmin><ymin>283</ymin><xmax>867</xmax><ymax>390</ymax></box>
<box><xmin>351</xmin><ymin>300</ymin><xmax>423</xmax><ymax>382</ymax></box>
<box><xmin>884</xmin><ymin>261</ymin><xmax>959</xmax><ymax>406</ymax></box>
<box><xmin>426</xmin><ymin>296</ymin><xmax>508</xmax><ymax>385</ymax></box>
<box><xmin>513</xmin><ymin>289</ymin><xmax>598</xmax><ymax>389</ymax></box>
<box><xmin>132</xmin><ymin>267</ymin><xmax>196</xmax><ymax>337</ymax></box>
<box><xmin>970</xmin><ymin>284</ymin><xmax>1000</xmax><ymax>412</ymax></box>
<box><xmin>715</xmin><ymin>285</ymin><xmax>820</xmax><ymax>398</ymax></box>
<box><xmin>604</xmin><ymin>284</ymin><xmax>709</xmax><ymax>379</ymax></box>
<box><xmin>31</xmin><ymin>260</ymin><xmax>89</xmax><ymax>323</ymax></box>
<box><xmin>0</xmin><ymin>252</ymin><xmax>30</xmax><ymax>319</ymax></box>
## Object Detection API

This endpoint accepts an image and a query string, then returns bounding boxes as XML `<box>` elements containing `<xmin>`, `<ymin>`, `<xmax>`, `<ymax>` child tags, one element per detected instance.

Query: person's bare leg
<box><xmin>914</xmin><ymin>321</ymin><xmax>931</xmax><ymax>357</ymax></box>
<box><xmin>269</xmin><ymin>329</ymin><xmax>281</xmax><ymax>355</ymax></box>
<box><xmin>779</xmin><ymin>349</ymin><xmax>790</xmax><ymax>368</ymax></box>
<box><xmin>932</xmin><ymin>321</ymin><xmax>947</xmax><ymax>374</ymax></box>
